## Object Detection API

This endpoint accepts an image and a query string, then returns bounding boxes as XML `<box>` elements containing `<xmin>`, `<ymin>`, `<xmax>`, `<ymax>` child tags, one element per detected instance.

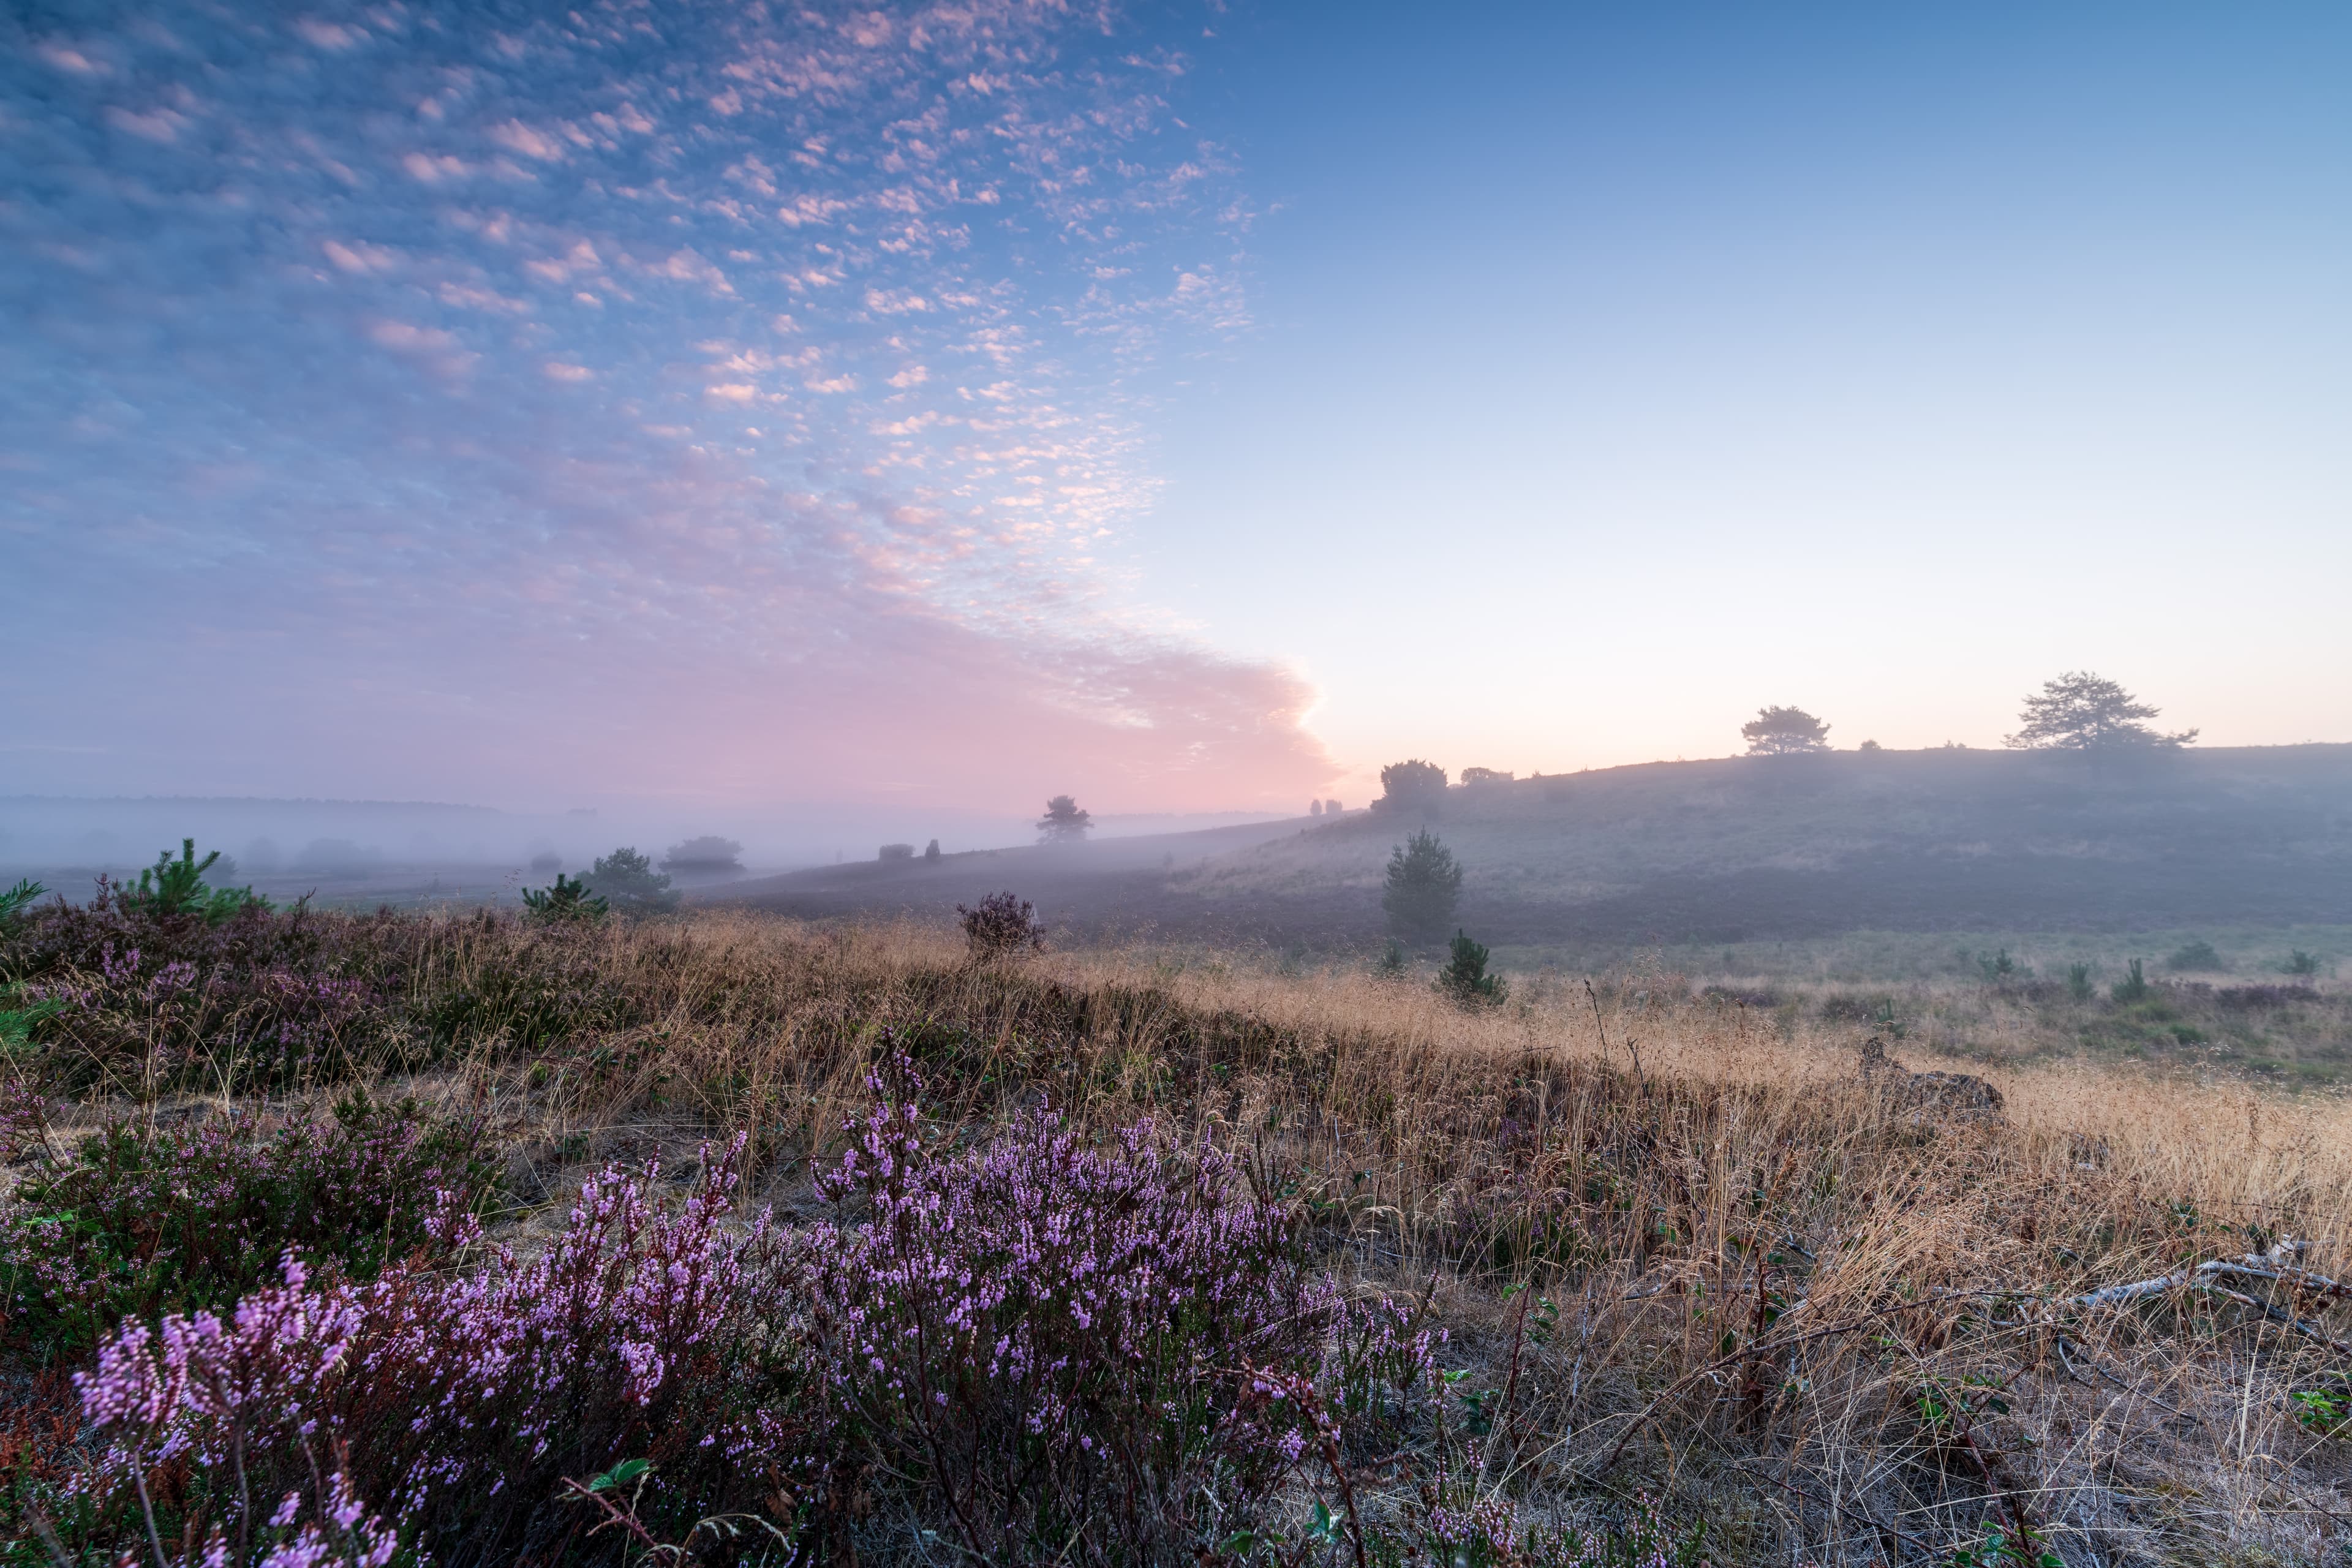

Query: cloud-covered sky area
<box><xmin>7</xmin><ymin>2</ymin><xmax>2350</xmax><ymax>817</ymax></box>
<box><xmin>4</xmin><ymin>0</ymin><xmax>1314</xmax><ymax>810</ymax></box>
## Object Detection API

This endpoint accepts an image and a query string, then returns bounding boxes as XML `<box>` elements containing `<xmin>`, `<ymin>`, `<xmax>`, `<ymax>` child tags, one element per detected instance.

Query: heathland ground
<box><xmin>7</xmin><ymin>887</ymin><xmax>2352</xmax><ymax>1565</ymax></box>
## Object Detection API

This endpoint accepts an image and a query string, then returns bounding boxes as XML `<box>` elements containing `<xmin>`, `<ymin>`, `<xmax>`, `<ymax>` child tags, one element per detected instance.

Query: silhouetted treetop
<box><xmin>1741</xmin><ymin>706</ymin><xmax>1831</xmax><ymax>756</ymax></box>
<box><xmin>2005</xmin><ymin>672</ymin><xmax>2196</xmax><ymax>752</ymax></box>
<box><xmin>1037</xmin><ymin>795</ymin><xmax>1093</xmax><ymax>843</ymax></box>
<box><xmin>1374</xmin><ymin>760</ymin><xmax>1448</xmax><ymax>816</ymax></box>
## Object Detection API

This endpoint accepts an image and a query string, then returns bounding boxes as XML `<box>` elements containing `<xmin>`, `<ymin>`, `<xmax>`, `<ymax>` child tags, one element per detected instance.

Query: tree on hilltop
<box><xmin>1741</xmin><ymin>706</ymin><xmax>1831</xmax><ymax>756</ymax></box>
<box><xmin>2005</xmin><ymin>672</ymin><xmax>2196</xmax><ymax>753</ymax></box>
<box><xmin>1373</xmin><ymin>760</ymin><xmax>1448</xmax><ymax>818</ymax></box>
<box><xmin>1382</xmin><ymin>829</ymin><xmax>1462</xmax><ymax>945</ymax></box>
<box><xmin>1036</xmin><ymin>796</ymin><xmax>1093</xmax><ymax>844</ymax></box>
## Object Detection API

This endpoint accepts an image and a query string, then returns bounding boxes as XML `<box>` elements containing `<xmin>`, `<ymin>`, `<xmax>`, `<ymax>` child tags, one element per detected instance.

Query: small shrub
<box><xmin>1975</xmin><ymin>948</ymin><xmax>2018</xmax><ymax>982</ymax></box>
<box><xmin>1383</xmin><ymin>830</ymin><xmax>1463</xmax><ymax>945</ymax></box>
<box><xmin>660</xmin><ymin>835</ymin><xmax>744</xmax><ymax>873</ymax></box>
<box><xmin>61</xmin><ymin>1139</ymin><xmax>817</xmax><ymax>1568</ymax></box>
<box><xmin>2067</xmin><ymin>963</ymin><xmax>2094</xmax><ymax>1001</ymax></box>
<box><xmin>521</xmin><ymin>870</ymin><xmax>608</xmax><ymax>923</ymax></box>
<box><xmin>801</xmin><ymin>1054</ymin><xmax>1346</xmax><ymax>1561</ymax></box>
<box><xmin>581</xmin><ymin>847</ymin><xmax>679</xmax><ymax>915</ymax></box>
<box><xmin>1</xmin><ymin>1091</ymin><xmax>497</xmax><ymax>1360</ymax></box>
<box><xmin>2281</xmin><ymin>949</ymin><xmax>2323</xmax><ymax>976</ymax></box>
<box><xmin>877</xmin><ymin>842</ymin><xmax>914</xmax><ymax>861</ymax></box>
<box><xmin>2111</xmin><ymin>959</ymin><xmax>2150</xmax><ymax>1003</ymax></box>
<box><xmin>2215</xmin><ymin>984</ymin><xmax>2320</xmax><ymax>1011</ymax></box>
<box><xmin>1375</xmin><ymin>938</ymin><xmax>1408</xmax><ymax>979</ymax></box>
<box><xmin>957</xmin><ymin>891</ymin><xmax>1042</xmax><ymax>957</ymax></box>
<box><xmin>118</xmin><ymin>841</ymin><xmax>268</xmax><ymax>925</ymax></box>
<box><xmin>1434</xmin><ymin>930</ymin><xmax>1507</xmax><ymax>1009</ymax></box>
<box><xmin>2166</xmin><ymin>940</ymin><xmax>2223</xmax><ymax>972</ymax></box>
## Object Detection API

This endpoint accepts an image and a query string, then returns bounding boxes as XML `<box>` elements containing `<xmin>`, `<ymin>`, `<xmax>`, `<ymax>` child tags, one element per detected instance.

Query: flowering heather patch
<box><xmin>801</xmin><ymin>1050</ymin><xmax>1354</xmax><ymax>1561</ymax></box>
<box><xmin>1</xmin><ymin>894</ymin><xmax>635</xmax><ymax>1093</ymax></box>
<box><xmin>1</xmin><ymin>1091</ymin><xmax>497</xmax><ymax>1360</ymax></box>
<box><xmin>50</xmin><ymin>1141</ymin><xmax>818</xmax><ymax>1568</ymax></box>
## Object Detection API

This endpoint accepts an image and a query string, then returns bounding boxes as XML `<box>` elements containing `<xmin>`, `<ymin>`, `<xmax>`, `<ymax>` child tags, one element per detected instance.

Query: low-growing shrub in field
<box><xmin>802</xmin><ymin>1053</ymin><xmax>1358</xmax><ymax>1562</ymax></box>
<box><xmin>31</xmin><ymin>1050</ymin><xmax>1539</xmax><ymax>1568</ymax></box>
<box><xmin>2166</xmin><ymin>940</ymin><xmax>2223</xmax><ymax>972</ymax></box>
<box><xmin>47</xmin><ymin>1141</ymin><xmax>816</xmax><ymax>1568</ymax></box>
<box><xmin>1434</xmin><ymin>930</ymin><xmax>1507</xmax><ymax>1009</ymax></box>
<box><xmin>1</xmin><ymin>1090</ymin><xmax>498</xmax><ymax>1361</ymax></box>
<box><xmin>521</xmin><ymin>870</ymin><xmax>608</xmax><ymax>922</ymax></box>
<box><xmin>957</xmin><ymin>890</ymin><xmax>1042</xmax><ymax>957</ymax></box>
<box><xmin>0</xmin><ymin>889</ymin><xmax>415</xmax><ymax>1093</ymax></box>
<box><xmin>117</xmin><ymin>840</ymin><xmax>270</xmax><ymax>926</ymax></box>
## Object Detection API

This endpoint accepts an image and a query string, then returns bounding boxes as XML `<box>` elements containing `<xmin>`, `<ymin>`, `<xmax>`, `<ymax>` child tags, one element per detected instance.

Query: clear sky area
<box><xmin>6</xmin><ymin>1</ymin><xmax>2347</xmax><ymax>814</ymax></box>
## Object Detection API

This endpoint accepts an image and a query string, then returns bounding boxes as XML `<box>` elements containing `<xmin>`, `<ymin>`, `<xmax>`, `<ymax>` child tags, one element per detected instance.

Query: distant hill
<box><xmin>715</xmin><ymin>745</ymin><xmax>2352</xmax><ymax>948</ymax></box>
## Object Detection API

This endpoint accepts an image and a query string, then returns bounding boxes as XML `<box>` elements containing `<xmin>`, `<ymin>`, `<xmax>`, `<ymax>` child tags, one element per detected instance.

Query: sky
<box><xmin>6</xmin><ymin>0</ymin><xmax>2348</xmax><ymax>819</ymax></box>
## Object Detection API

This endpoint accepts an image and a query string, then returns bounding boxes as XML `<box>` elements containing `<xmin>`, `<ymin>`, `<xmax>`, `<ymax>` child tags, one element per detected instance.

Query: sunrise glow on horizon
<box><xmin>7</xmin><ymin>2</ymin><xmax>2348</xmax><ymax>816</ymax></box>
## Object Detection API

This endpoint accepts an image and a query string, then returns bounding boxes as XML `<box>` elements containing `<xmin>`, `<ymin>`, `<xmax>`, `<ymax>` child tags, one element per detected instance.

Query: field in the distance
<box><xmin>720</xmin><ymin>745</ymin><xmax>2352</xmax><ymax>951</ymax></box>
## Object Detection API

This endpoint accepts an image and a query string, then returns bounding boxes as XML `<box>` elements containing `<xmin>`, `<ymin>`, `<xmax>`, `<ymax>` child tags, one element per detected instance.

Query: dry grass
<box><xmin>75</xmin><ymin>911</ymin><xmax>2352</xmax><ymax>1563</ymax></box>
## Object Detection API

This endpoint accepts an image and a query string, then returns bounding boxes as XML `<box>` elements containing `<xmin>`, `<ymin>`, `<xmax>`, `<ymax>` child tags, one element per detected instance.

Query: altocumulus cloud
<box><xmin>0</xmin><ymin>0</ymin><xmax>1326</xmax><ymax>810</ymax></box>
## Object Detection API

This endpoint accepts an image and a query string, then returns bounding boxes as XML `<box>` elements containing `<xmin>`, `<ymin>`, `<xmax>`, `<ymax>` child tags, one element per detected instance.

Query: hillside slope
<box><xmin>719</xmin><ymin>745</ymin><xmax>2352</xmax><ymax>946</ymax></box>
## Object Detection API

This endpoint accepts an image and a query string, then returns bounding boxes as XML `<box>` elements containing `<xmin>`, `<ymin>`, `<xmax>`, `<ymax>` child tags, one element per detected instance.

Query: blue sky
<box><xmin>6</xmin><ymin>1</ymin><xmax>2347</xmax><ymax>813</ymax></box>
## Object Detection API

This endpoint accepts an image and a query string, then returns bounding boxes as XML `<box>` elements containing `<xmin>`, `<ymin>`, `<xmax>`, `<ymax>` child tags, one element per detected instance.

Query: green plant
<box><xmin>2067</xmin><ymin>963</ymin><xmax>2094</xmax><ymax>1001</ymax></box>
<box><xmin>1433</xmin><ymin>930</ymin><xmax>1506</xmax><ymax>1009</ymax></box>
<box><xmin>522</xmin><ymin>872</ymin><xmax>609</xmax><ymax>922</ymax></box>
<box><xmin>1374</xmin><ymin>939</ymin><xmax>1407</xmax><ymax>979</ymax></box>
<box><xmin>1872</xmin><ymin>998</ymin><xmax>1909</xmax><ymax>1039</ymax></box>
<box><xmin>2166</xmin><ymin>940</ymin><xmax>2223</xmax><ymax>972</ymax></box>
<box><xmin>1977</xmin><ymin>948</ymin><xmax>2017</xmax><ymax>982</ymax></box>
<box><xmin>581</xmin><ymin>848</ymin><xmax>679</xmax><ymax>915</ymax></box>
<box><xmin>118</xmin><ymin>840</ymin><xmax>267</xmax><ymax>924</ymax></box>
<box><xmin>1382</xmin><ymin>830</ymin><xmax>1463</xmax><ymax>944</ymax></box>
<box><xmin>0</xmin><ymin>877</ymin><xmax>45</xmax><ymax>928</ymax></box>
<box><xmin>2280</xmin><ymin>949</ymin><xmax>2323</xmax><ymax>976</ymax></box>
<box><xmin>2291</xmin><ymin>1387</ymin><xmax>2350</xmax><ymax>1438</ymax></box>
<box><xmin>2111</xmin><ymin>958</ymin><xmax>2149</xmax><ymax>1003</ymax></box>
<box><xmin>1</xmin><ymin>1091</ymin><xmax>496</xmax><ymax>1359</ymax></box>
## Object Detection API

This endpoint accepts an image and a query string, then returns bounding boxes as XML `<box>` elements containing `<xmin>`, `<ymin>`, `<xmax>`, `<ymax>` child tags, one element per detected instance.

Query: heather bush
<box><xmin>800</xmin><ymin>1051</ymin><xmax>1379</xmax><ymax>1564</ymax></box>
<box><xmin>957</xmin><ymin>890</ymin><xmax>1042</xmax><ymax>958</ymax></box>
<box><xmin>52</xmin><ymin>1142</ymin><xmax>819</xmax><ymax>1568</ymax></box>
<box><xmin>0</xmin><ymin>892</ymin><xmax>412</xmax><ymax>1094</ymax></box>
<box><xmin>0</xmin><ymin>1091</ymin><xmax>498</xmax><ymax>1361</ymax></box>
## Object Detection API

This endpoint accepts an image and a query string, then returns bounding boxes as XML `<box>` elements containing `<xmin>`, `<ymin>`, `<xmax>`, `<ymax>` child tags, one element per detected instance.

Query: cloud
<box><xmin>486</xmin><ymin>119</ymin><xmax>566</xmax><ymax>160</ymax></box>
<box><xmin>1</xmin><ymin>0</ymin><xmax>1319</xmax><ymax>811</ymax></box>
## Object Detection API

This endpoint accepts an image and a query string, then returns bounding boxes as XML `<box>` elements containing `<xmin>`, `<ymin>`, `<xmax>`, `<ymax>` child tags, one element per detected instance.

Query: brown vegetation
<box><xmin>16</xmin><ymin>908</ymin><xmax>2352</xmax><ymax>1562</ymax></box>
